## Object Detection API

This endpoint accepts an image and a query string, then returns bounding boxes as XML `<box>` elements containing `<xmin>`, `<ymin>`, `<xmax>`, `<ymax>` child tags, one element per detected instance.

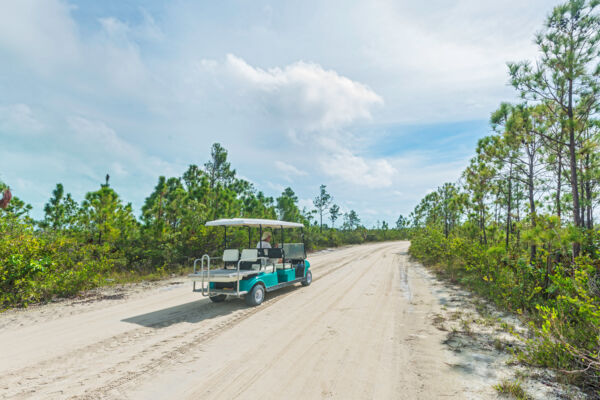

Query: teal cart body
<box><xmin>189</xmin><ymin>218</ymin><xmax>312</xmax><ymax>306</ymax></box>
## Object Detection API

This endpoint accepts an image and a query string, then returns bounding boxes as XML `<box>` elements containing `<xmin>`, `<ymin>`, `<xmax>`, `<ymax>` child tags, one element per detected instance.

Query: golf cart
<box><xmin>188</xmin><ymin>218</ymin><xmax>312</xmax><ymax>306</ymax></box>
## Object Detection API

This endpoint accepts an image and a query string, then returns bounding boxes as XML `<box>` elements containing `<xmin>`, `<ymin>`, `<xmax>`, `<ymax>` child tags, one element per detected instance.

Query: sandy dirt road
<box><xmin>0</xmin><ymin>242</ymin><xmax>512</xmax><ymax>399</ymax></box>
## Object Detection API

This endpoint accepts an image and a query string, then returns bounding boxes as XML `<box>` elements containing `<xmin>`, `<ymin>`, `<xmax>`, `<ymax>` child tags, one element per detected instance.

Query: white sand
<box><xmin>0</xmin><ymin>242</ymin><xmax>583</xmax><ymax>399</ymax></box>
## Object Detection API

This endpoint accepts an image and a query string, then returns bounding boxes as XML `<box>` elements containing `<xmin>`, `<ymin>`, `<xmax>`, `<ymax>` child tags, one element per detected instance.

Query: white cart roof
<box><xmin>205</xmin><ymin>218</ymin><xmax>304</xmax><ymax>228</ymax></box>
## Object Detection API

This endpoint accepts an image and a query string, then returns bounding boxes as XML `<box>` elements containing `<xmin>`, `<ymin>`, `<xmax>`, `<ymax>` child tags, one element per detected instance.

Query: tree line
<box><xmin>0</xmin><ymin>143</ymin><xmax>405</xmax><ymax>309</ymax></box>
<box><xmin>408</xmin><ymin>0</ymin><xmax>600</xmax><ymax>393</ymax></box>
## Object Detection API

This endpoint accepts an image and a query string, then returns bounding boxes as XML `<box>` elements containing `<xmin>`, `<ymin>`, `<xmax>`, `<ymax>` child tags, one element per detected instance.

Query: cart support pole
<box><xmin>281</xmin><ymin>226</ymin><xmax>285</xmax><ymax>264</ymax></box>
<box><xmin>236</xmin><ymin>259</ymin><xmax>241</xmax><ymax>297</ymax></box>
<box><xmin>301</xmin><ymin>228</ymin><xmax>306</xmax><ymax>259</ymax></box>
<box><xmin>200</xmin><ymin>254</ymin><xmax>210</xmax><ymax>297</ymax></box>
<box><xmin>192</xmin><ymin>258</ymin><xmax>202</xmax><ymax>292</ymax></box>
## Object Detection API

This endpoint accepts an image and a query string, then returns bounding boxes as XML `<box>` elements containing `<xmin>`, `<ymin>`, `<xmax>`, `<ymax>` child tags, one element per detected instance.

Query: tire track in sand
<box><xmin>0</xmin><ymin>243</ymin><xmax>389</xmax><ymax>399</ymax></box>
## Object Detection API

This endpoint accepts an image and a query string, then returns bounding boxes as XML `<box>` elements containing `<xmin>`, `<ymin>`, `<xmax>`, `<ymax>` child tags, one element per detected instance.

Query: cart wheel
<box><xmin>245</xmin><ymin>284</ymin><xmax>265</xmax><ymax>306</ymax></box>
<box><xmin>301</xmin><ymin>270</ymin><xmax>312</xmax><ymax>286</ymax></box>
<box><xmin>209</xmin><ymin>294</ymin><xmax>227</xmax><ymax>303</ymax></box>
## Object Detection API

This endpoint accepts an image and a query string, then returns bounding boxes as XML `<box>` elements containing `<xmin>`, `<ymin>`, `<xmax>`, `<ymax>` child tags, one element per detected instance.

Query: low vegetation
<box><xmin>0</xmin><ymin>143</ymin><xmax>406</xmax><ymax>310</ymax></box>
<box><xmin>409</xmin><ymin>0</ymin><xmax>600</xmax><ymax>394</ymax></box>
<box><xmin>494</xmin><ymin>379</ymin><xmax>531</xmax><ymax>400</ymax></box>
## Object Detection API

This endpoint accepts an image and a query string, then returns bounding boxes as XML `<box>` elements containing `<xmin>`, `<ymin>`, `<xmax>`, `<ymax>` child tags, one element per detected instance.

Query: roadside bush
<box><xmin>522</xmin><ymin>257</ymin><xmax>600</xmax><ymax>391</ymax></box>
<box><xmin>410</xmin><ymin>227</ymin><xmax>600</xmax><ymax>396</ymax></box>
<box><xmin>0</xmin><ymin>216</ymin><xmax>111</xmax><ymax>309</ymax></box>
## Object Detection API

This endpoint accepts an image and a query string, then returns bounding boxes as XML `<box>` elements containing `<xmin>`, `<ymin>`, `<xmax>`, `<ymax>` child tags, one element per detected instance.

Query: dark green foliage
<box><xmin>276</xmin><ymin>187</ymin><xmax>302</xmax><ymax>222</ymax></box>
<box><xmin>343</xmin><ymin>210</ymin><xmax>360</xmax><ymax>230</ymax></box>
<box><xmin>408</xmin><ymin>2</ymin><xmax>600</xmax><ymax>394</ymax></box>
<box><xmin>410</xmin><ymin>226</ymin><xmax>600</xmax><ymax>392</ymax></box>
<box><xmin>313</xmin><ymin>184</ymin><xmax>332</xmax><ymax>232</ymax></box>
<box><xmin>41</xmin><ymin>183</ymin><xmax>78</xmax><ymax>230</ymax></box>
<box><xmin>0</xmin><ymin>143</ymin><xmax>400</xmax><ymax>311</ymax></box>
<box><xmin>204</xmin><ymin>143</ymin><xmax>236</xmax><ymax>189</ymax></box>
<box><xmin>0</xmin><ymin>214</ymin><xmax>111</xmax><ymax>308</ymax></box>
<box><xmin>329</xmin><ymin>204</ymin><xmax>340</xmax><ymax>228</ymax></box>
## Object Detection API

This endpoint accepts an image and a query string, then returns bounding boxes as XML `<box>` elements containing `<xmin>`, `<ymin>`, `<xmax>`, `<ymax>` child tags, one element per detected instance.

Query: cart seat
<box><xmin>223</xmin><ymin>249</ymin><xmax>239</xmax><ymax>267</ymax></box>
<box><xmin>258</xmin><ymin>248</ymin><xmax>283</xmax><ymax>259</ymax></box>
<box><xmin>240</xmin><ymin>249</ymin><xmax>258</xmax><ymax>262</ymax></box>
<box><xmin>252</xmin><ymin>264</ymin><xmax>275</xmax><ymax>273</ymax></box>
<box><xmin>239</xmin><ymin>249</ymin><xmax>257</xmax><ymax>270</ymax></box>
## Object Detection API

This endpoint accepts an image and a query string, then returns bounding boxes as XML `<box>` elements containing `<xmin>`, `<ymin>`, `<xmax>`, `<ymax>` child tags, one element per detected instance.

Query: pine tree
<box><xmin>329</xmin><ymin>204</ymin><xmax>340</xmax><ymax>229</ymax></box>
<box><xmin>313</xmin><ymin>184</ymin><xmax>332</xmax><ymax>232</ymax></box>
<box><xmin>42</xmin><ymin>183</ymin><xmax>78</xmax><ymax>230</ymax></box>
<box><xmin>509</xmin><ymin>0</ymin><xmax>600</xmax><ymax>255</ymax></box>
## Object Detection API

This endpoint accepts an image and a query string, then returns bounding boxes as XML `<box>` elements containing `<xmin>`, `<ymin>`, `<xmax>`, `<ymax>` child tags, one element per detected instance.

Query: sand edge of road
<box><xmin>0</xmin><ymin>242</ymin><xmax>587</xmax><ymax>399</ymax></box>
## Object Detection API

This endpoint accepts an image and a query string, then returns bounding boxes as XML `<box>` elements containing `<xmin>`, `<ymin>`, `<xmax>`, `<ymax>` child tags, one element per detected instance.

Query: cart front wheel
<box><xmin>301</xmin><ymin>270</ymin><xmax>312</xmax><ymax>286</ymax></box>
<box><xmin>245</xmin><ymin>284</ymin><xmax>265</xmax><ymax>306</ymax></box>
<box><xmin>209</xmin><ymin>294</ymin><xmax>227</xmax><ymax>303</ymax></box>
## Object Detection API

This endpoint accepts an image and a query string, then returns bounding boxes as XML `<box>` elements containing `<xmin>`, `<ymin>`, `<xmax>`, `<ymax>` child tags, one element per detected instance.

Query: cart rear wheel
<box><xmin>245</xmin><ymin>284</ymin><xmax>265</xmax><ymax>306</ymax></box>
<box><xmin>301</xmin><ymin>270</ymin><xmax>312</xmax><ymax>286</ymax></box>
<box><xmin>209</xmin><ymin>294</ymin><xmax>227</xmax><ymax>303</ymax></box>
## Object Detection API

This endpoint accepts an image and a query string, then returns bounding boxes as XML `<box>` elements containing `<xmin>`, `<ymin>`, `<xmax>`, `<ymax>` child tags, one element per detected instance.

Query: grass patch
<box><xmin>432</xmin><ymin>313</ymin><xmax>447</xmax><ymax>331</ymax></box>
<box><xmin>460</xmin><ymin>318</ymin><xmax>474</xmax><ymax>336</ymax></box>
<box><xmin>493</xmin><ymin>379</ymin><xmax>531</xmax><ymax>399</ymax></box>
<box><xmin>493</xmin><ymin>338</ymin><xmax>505</xmax><ymax>351</ymax></box>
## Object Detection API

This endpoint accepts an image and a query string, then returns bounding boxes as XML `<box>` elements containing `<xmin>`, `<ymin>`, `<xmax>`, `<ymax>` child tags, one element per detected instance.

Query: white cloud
<box><xmin>197</xmin><ymin>55</ymin><xmax>394</xmax><ymax>189</ymax></box>
<box><xmin>68</xmin><ymin>116</ymin><xmax>137</xmax><ymax>156</ymax></box>
<box><xmin>0</xmin><ymin>1</ymin><xmax>157</xmax><ymax>101</ymax></box>
<box><xmin>274</xmin><ymin>160</ymin><xmax>307</xmax><ymax>181</ymax></box>
<box><xmin>0</xmin><ymin>0</ymin><xmax>565</xmax><ymax>224</ymax></box>
<box><xmin>0</xmin><ymin>104</ymin><xmax>43</xmax><ymax>133</ymax></box>
<box><xmin>99</xmin><ymin>9</ymin><xmax>164</xmax><ymax>43</ymax></box>
<box><xmin>265</xmin><ymin>181</ymin><xmax>285</xmax><ymax>193</ymax></box>
<box><xmin>298</xmin><ymin>198</ymin><xmax>314</xmax><ymax>211</ymax></box>
<box><xmin>99</xmin><ymin>17</ymin><xmax>131</xmax><ymax>39</ymax></box>
<box><xmin>203</xmin><ymin>54</ymin><xmax>383</xmax><ymax>134</ymax></box>
<box><xmin>328</xmin><ymin>0</ymin><xmax>563</xmax><ymax>124</ymax></box>
<box><xmin>66</xmin><ymin>116</ymin><xmax>181</xmax><ymax>181</ymax></box>
<box><xmin>0</xmin><ymin>0</ymin><xmax>81</xmax><ymax>72</ymax></box>
<box><xmin>319</xmin><ymin>147</ymin><xmax>396</xmax><ymax>189</ymax></box>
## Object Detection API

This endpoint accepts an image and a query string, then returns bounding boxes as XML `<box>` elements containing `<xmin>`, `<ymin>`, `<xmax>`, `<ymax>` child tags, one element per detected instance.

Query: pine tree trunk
<box><xmin>580</xmin><ymin>161</ymin><xmax>586</xmax><ymax>228</ymax></box>
<box><xmin>505</xmin><ymin>166</ymin><xmax>512</xmax><ymax>249</ymax></box>
<box><xmin>320</xmin><ymin>212</ymin><xmax>323</xmax><ymax>233</ymax></box>
<box><xmin>480</xmin><ymin>205</ymin><xmax>487</xmax><ymax>245</ymax></box>
<box><xmin>529</xmin><ymin>156</ymin><xmax>536</xmax><ymax>261</ymax></box>
<box><xmin>444</xmin><ymin>211</ymin><xmax>449</xmax><ymax>238</ymax></box>
<box><xmin>556</xmin><ymin>152</ymin><xmax>562</xmax><ymax>220</ymax></box>
<box><xmin>585</xmin><ymin>154</ymin><xmax>593</xmax><ymax>230</ymax></box>
<box><xmin>567</xmin><ymin>80</ymin><xmax>581</xmax><ymax>257</ymax></box>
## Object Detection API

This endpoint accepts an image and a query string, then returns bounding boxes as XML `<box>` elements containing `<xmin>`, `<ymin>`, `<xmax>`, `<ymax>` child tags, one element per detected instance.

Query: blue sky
<box><xmin>0</xmin><ymin>0</ymin><xmax>562</xmax><ymax>226</ymax></box>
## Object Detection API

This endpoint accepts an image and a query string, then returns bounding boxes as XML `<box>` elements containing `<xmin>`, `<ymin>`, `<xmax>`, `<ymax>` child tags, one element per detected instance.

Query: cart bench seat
<box><xmin>188</xmin><ymin>265</ymin><xmax>275</xmax><ymax>282</ymax></box>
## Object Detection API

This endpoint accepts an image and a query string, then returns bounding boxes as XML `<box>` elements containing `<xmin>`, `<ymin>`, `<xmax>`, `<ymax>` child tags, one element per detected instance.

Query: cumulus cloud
<box><xmin>201</xmin><ymin>54</ymin><xmax>383</xmax><ymax>134</ymax></box>
<box><xmin>319</xmin><ymin>147</ymin><xmax>396</xmax><ymax>189</ymax></box>
<box><xmin>197</xmin><ymin>54</ymin><xmax>393</xmax><ymax>189</ymax></box>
